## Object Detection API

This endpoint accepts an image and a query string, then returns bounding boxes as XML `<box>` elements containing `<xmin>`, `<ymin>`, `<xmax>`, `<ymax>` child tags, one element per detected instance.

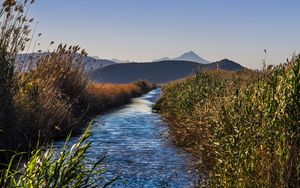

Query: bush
<box><xmin>133</xmin><ymin>80</ymin><xmax>156</xmax><ymax>93</ymax></box>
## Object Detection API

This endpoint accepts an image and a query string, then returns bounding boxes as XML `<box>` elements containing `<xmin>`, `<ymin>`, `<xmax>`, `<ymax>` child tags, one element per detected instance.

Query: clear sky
<box><xmin>29</xmin><ymin>0</ymin><xmax>300</xmax><ymax>69</ymax></box>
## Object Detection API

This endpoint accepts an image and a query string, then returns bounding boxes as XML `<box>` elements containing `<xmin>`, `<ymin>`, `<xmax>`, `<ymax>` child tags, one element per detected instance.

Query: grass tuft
<box><xmin>0</xmin><ymin>125</ymin><xmax>116</xmax><ymax>187</ymax></box>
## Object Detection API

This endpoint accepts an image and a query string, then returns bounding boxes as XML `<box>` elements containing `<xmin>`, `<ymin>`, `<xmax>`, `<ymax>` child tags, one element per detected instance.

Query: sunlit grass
<box><xmin>86</xmin><ymin>81</ymin><xmax>156</xmax><ymax>113</ymax></box>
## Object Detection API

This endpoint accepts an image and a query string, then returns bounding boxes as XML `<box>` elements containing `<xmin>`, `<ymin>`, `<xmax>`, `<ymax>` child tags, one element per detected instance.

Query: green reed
<box><xmin>156</xmin><ymin>58</ymin><xmax>299</xmax><ymax>187</ymax></box>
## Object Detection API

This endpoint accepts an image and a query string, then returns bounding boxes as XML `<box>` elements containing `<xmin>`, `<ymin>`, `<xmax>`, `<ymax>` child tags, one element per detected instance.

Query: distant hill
<box><xmin>17</xmin><ymin>52</ymin><xmax>244</xmax><ymax>84</ymax></box>
<box><xmin>16</xmin><ymin>53</ymin><xmax>117</xmax><ymax>72</ymax></box>
<box><xmin>83</xmin><ymin>57</ymin><xmax>117</xmax><ymax>72</ymax></box>
<box><xmin>89</xmin><ymin>59</ymin><xmax>244</xmax><ymax>84</ymax></box>
<box><xmin>111</xmin><ymin>58</ymin><xmax>131</xmax><ymax>64</ymax></box>
<box><xmin>206</xmin><ymin>59</ymin><xmax>245</xmax><ymax>71</ymax></box>
<box><xmin>153</xmin><ymin>51</ymin><xmax>210</xmax><ymax>64</ymax></box>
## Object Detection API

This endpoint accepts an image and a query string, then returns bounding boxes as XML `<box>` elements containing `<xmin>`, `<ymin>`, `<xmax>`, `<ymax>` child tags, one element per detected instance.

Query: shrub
<box><xmin>133</xmin><ymin>80</ymin><xmax>156</xmax><ymax>93</ymax></box>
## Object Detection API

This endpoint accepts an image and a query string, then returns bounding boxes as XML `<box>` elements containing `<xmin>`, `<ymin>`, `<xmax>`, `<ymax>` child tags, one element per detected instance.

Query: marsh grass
<box><xmin>156</xmin><ymin>58</ymin><xmax>300</xmax><ymax>187</ymax></box>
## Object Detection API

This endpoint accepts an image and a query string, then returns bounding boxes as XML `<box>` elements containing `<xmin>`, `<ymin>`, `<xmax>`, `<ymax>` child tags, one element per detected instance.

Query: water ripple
<box><xmin>54</xmin><ymin>88</ymin><xmax>198</xmax><ymax>187</ymax></box>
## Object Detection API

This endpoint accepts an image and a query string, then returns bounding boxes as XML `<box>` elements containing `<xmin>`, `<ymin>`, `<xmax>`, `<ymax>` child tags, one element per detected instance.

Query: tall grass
<box><xmin>15</xmin><ymin>44</ymin><xmax>89</xmax><ymax>140</ymax></box>
<box><xmin>0</xmin><ymin>0</ymin><xmax>156</xmax><ymax>172</ymax></box>
<box><xmin>0</xmin><ymin>126</ymin><xmax>116</xmax><ymax>187</ymax></box>
<box><xmin>0</xmin><ymin>0</ymin><xmax>92</xmax><ymax>161</ymax></box>
<box><xmin>0</xmin><ymin>0</ymin><xmax>158</xmax><ymax>186</ymax></box>
<box><xmin>155</xmin><ymin>58</ymin><xmax>300</xmax><ymax>187</ymax></box>
<box><xmin>154</xmin><ymin>69</ymin><xmax>259</xmax><ymax>173</ymax></box>
<box><xmin>13</xmin><ymin>45</ymin><xmax>156</xmax><ymax>143</ymax></box>
<box><xmin>0</xmin><ymin>0</ymin><xmax>35</xmax><ymax>164</ymax></box>
<box><xmin>209</xmin><ymin>58</ymin><xmax>300</xmax><ymax>187</ymax></box>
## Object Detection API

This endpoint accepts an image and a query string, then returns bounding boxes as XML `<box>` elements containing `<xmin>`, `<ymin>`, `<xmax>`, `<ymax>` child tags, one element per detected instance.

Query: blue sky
<box><xmin>29</xmin><ymin>0</ymin><xmax>300</xmax><ymax>69</ymax></box>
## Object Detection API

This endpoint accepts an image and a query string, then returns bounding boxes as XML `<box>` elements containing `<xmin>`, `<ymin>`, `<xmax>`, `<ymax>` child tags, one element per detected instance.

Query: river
<box><xmin>53</xmin><ymin>88</ymin><xmax>198</xmax><ymax>187</ymax></box>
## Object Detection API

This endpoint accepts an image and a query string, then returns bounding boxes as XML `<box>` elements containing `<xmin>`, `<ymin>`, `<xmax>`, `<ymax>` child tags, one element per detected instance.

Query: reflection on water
<box><xmin>54</xmin><ymin>88</ymin><xmax>198</xmax><ymax>187</ymax></box>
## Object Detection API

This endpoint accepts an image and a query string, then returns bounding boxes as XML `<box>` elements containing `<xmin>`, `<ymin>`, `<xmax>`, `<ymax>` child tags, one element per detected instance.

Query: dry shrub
<box><xmin>25</xmin><ymin>44</ymin><xmax>88</xmax><ymax>101</ymax></box>
<box><xmin>15</xmin><ymin>44</ymin><xmax>88</xmax><ymax>141</ymax></box>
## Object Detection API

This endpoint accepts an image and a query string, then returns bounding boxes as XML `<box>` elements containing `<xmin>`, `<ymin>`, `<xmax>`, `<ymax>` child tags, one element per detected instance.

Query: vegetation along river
<box><xmin>53</xmin><ymin>88</ymin><xmax>199</xmax><ymax>187</ymax></box>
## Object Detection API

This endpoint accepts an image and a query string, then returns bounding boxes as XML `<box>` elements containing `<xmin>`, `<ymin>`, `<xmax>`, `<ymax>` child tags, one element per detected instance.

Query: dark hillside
<box><xmin>89</xmin><ymin>60</ymin><xmax>201</xmax><ymax>84</ymax></box>
<box><xmin>206</xmin><ymin>59</ymin><xmax>245</xmax><ymax>71</ymax></box>
<box><xmin>89</xmin><ymin>59</ymin><xmax>244</xmax><ymax>84</ymax></box>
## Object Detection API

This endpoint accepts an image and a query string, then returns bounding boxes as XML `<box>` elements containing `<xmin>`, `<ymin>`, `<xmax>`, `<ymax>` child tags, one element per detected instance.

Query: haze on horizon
<box><xmin>29</xmin><ymin>0</ymin><xmax>300</xmax><ymax>69</ymax></box>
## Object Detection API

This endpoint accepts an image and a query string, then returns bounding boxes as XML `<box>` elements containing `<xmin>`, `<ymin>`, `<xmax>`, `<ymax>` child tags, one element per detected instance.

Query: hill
<box><xmin>206</xmin><ymin>59</ymin><xmax>245</xmax><ymax>71</ymax></box>
<box><xmin>89</xmin><ymin>59</ymin><xmax>244</xmax><ymax>84</ymax></box>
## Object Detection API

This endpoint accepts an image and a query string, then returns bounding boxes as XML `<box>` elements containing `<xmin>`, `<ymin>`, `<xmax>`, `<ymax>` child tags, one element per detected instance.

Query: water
<box><xmin>53</xmin><ymin>88</ymin><xmax>198</xmax><ymax>187</ymax></box>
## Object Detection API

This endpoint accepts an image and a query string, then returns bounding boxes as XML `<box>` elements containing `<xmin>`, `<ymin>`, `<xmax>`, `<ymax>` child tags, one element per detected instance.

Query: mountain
<box><xmin>89</xmin><ymin>59</ymin><xmax>244</xmax><ymax>84</ymax></box>
<box><xmin>153</xmin><ymin>51</ymin><xmax>210</xmax><ymax>64</ymax></box>
<box><xmin>174</xmin><ymin>51</ymin><xmax>210</xmax><ymax>64</ymax></box>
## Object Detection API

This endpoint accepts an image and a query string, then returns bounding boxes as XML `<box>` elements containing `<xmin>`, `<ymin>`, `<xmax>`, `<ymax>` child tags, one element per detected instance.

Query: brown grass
<box><xmin>88</xmin><ymin>83</ymin><xmax>141</xmax><ymax>99</ymax></box>
<box><xmin>86</xmin><ymin>81</ymin><xmax>155</xmax><ymax>113</ymax></box>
